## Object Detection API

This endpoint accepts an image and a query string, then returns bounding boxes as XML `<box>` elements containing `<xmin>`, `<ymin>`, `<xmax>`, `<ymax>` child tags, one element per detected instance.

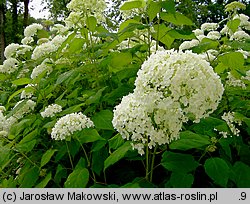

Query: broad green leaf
<box><xmin>108</xmin><ymin>133</ymin><xmax>125</xmax><ymax>150</ymax></box>
<box><xmin>85</xmin><ymin>87</ymin><xmax>107</xmax><ymax>105</ymax></box>
<box><xmin>92</xmin><ymin>110</ymin><xmax>114</xmax><ymax>130</ymax></box>
<box><xmin>161</xmin><ymin>152</ymin><xmax>199</xmax><ymax>173</ymax></box>
<box><xmin>153</xmin><ymin>24</ymin><xmax>174</xmax><ymax>48</ymax></box>
<box><xmin>120</xmin><ymin>1</ymin><xmax>143</xmax><ymax>10</ymax></box>
<box><xmin>37</xmin><ymin>29</ymin><xmax>49</xmax><ymax>39</ymax></box>
<box><xmin>161</xmin><ymin>0</ymin><xmax>176</xmax><ymax>14</ymax></box>
<box><xmin>8</xmin><ymin>87</ymin><xmax>34</xmax><ymax>102</ymax></box>
<box><xmin>35</xmin><ymin>172</ymin><xmax>52</xmax><ymax>188</ymax></box>
<box><xmin>147</xmin><ymin>1</ymin><xmax>161</xmax><ymax>22</ymax></box>
<box><xmin>204</xmin><ymin>157</ymin><xmax>230</xmax><ymax>187</ymax></box>
<box><xmin>0</xmin><ymin>146</ymin><xmax>10</xmax><ymax>167</ymax></box>
<box><xmin>161</xmin><ymin>12</ymin><xmax>193</xmax><ymax>26</ymax></box>
<box><xmin>20</xmin><ymin>167</ymin><xmax>40</xmax><ymax>188</ymax></box>
<box><xmin>54</xmin><ymin>164</ymin><xmax>67</xmax><ymax>184</ymax></box>
<box><xmin>231</xmin><ymin>161</ymin><xmax>250</xmax><ymax>187</ymax></box>
<box><xmin>169</xmin><ymin>131</ymin><xmax>210</xmax><ymax>151</ymax></box>
<box><xmin>169</xmin><ymin>172</ymin><xmax>194</xmax><ymax>188</ymax></box>
<box><xmin>215</xmin><ymin>63</ymin><xmax>228</xmax><ymax>74</ymax></box>
<box><xmin>86</xmin><ymin>16</ymin><xmax>97</xmax><ymax>32</ymax></box>
<box><xmin>56</xmin><ymin>70</ymin><xmax>75</xmax><ymax>85</ymax></box>
<box><xmin>68</xmin><ymin>37</ymin><xmax>85</xmax><ymax>53</ymax></box>
<box><xmin>75</xmin><ymin>129</ymin><xmax>104</xmax><ymax>144</ymax></box>
<box><xmin>16</xmin><ymin>129</ymin><xmax>38</xmax><ymax>153</ymax></box>
<box><xmin>12</xmin><ymin>78</ymin><xmax>31</xmax><ymax>86</ymax></box>
<box><xmin>218</xmin><ymin>52</ymin><xmax>244</xmax><ymax>70</ymax></box>
<box><xmin>109</xmin><ymin>52</ymin><xmax>133</xmax><ymax>73</ymax></box>
<box><xmin>227</xmin><ymin>19</ymin><xmax>240</xmax><ymax>33</ymax></box>
<box><xmin>167</xmin><ymin>29</ymin><xmax>195</xmax><ymax>40</ymax></box>
<box><xmin>104</xmin><ymin>141</ymin><xmax>132</xmax><ymax>170</ymax></box>
<box><xmin>75</xmin><ymin>157</ymin><xmax>87</xmax><ymax>169</ymax></box>
<box><xmin>92</xmin><ymin>147</ymin><xmax>108</xmax><ymax>176</ymax></box>
<box><xmin>119</xmin><ymin>19</ymin><xmax>141</xmax><ymax>32</ymax></box>
<box><xmin>40</xmin><ymin>149</ymin><xmax>57</xmax><ymax>168</ymax></box>
<box><xmin>64</xmin><ymin>168</ymin><xmax>89</xmax><ymax>188</ymax></box>
<box><xmin>192</xmin><ymin>38</ymin><xmax>219</xmax><ymax>53</ymax></box>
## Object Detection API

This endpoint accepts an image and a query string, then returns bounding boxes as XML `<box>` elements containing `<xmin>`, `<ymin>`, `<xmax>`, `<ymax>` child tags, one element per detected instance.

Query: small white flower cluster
<box><xmin>24</xmin><ymin>23</ymin><xmax>43</xmax><ymax>38</ymax></box>
<box><xmin>51</xmin><ymin>112</ymin><xmax>94</xmax><ymax>140</ymax></box>
<box><xmin>222</xmin><ymin>112</ymin><xmax>242</xmax><ymax>137</ymax></box>
<box><xmin>4</xmin><ymin>43</ymin><xmax>20</xmax><ymax>59</ymax></box>
<box><xmin>12</xmin><ymin>100</ymin><xmax>36</xmax><ymax>120</ymax></box>
<box><xmin>0</xmin><ymin>58</ymin><xmax>19</xmax><ymax>74</ymax></box>
<box><xmin>65</xmin><ymin>0</ymin><xmax>107</xmax><ymax>28</ymax></box>
<box><xmin>226</xmin><ymin>72</ymin><xmax>246</xmax><ymax>89</ymax></box>
<box><xmin>31</xmin><ymin>58</ymin><xmax>53</xmax><ymax>79</ymax></box>
<box><xmin>0</xmin><ymin>107</ymin><xmax>8</xmax><ymax>137</ymax></box>
<box><xmin>21</xmin><ymin>37</ymin><xmax>34</xmax><ymax>45</ymax></box>
<box><xmin>20</xmin><ymin>84</ymin><xmax>37</xmax><ymax>99</ymax></box>
<box><xmin>113</xmin><ymin>50</ymin><xmax>224</xmax><ymax>155</ymax></box>
<box><xmin>40</xmin><ymin>104</ymin><xmax>62</xmax><ymax>118</ymax></box>
<box><xmin>51</xmin><ymin>24</ymin><xmax>68</xmax><ymax>34</ymax></box>
<box><xmin>179</xmin><ymin>39</ymin><xmax>199</xmax><ymax>51</ymax></box>
<box><xmin>31</xmin><ymin>35</ymin><xmax>66</xmax><ymax>60</ymax></box>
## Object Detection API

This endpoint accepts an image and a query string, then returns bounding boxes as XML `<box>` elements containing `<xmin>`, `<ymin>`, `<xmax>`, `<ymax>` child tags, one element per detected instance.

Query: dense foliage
<box><xmin>0</xmin><ymin>0</ymin><xmax>250</xmax><ymax>188</ymax></box>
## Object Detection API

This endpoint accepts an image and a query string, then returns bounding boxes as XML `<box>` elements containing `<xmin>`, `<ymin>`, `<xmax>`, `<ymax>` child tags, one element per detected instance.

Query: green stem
<box><xmin>145</xmin><ymin>143</ymin><xmax>150</xmax><ymax>181</ymax></box>
<box><xmin>65</xmin><ymin>141</ymin><xmax>74</xmax><ymax>170</ymax></box>
<box><xmin>149</xmin><ymin>145</ymin><xmax>158</xmax><ymax>183</ymax></box>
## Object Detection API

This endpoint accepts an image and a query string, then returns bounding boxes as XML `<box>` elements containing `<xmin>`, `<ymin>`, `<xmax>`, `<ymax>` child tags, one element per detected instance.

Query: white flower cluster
<box><xmin>24</xmin><ymin>23</ymin><xmax>43</xmax><ymax>37</ymax></box>
<box><xmin>31</xmin><ymin>35</ymin><xmax>66</xmax><ymax>60</ymax></box>
<box><xmin>41</xmin><ymin>104</ymin><xmax>62</xmax><ymax>118</ymax></box>
<box><xmin>226</xmin><ymin>72</ymin><xmax>246</xmax><ymax>89</ymax></box>
<box><xmin>20</xmin><ymin>84</ymin><xmax>37</xmax><ymax>99</ymax></box>
<box><xmin>4</xmin><ymin>43</ymin><xmax>20</xmax><ymax>59</ymax></box>
<box><xmin>0</xmin><ymin>58</ymin><xmax>19</xmax><ymax>74</ymax></box>
<box><xmin>179</xmin><ymin>39</ymin><xmax>199</xmax><ymax>51</ymax></box>
<box><xmin>222</xmin><ymin>112</ymin><xmax>242</xmax><ymax>137</ymax></box>
<box><xmin>65</xmin><ymin>0</ymin><xmax>107</xmax><ymax>28</ymax></box>
<box><xmin>51</xmin><ymin>112</ymin><xmax>94</xmax><ymax>140</ymax></box>
<box><xmin>31</xmin><ymin>58</ymin><xmax>53</xmax><ymax>79</ymax></box>
<box><xmin>51</xmin><ymin>24</ymin><xmax>68</xmax><ymax>34</ymax></box>
<box><xmin>113</xmin><ymin>50</ymin><xmax>224</xmax><ymax>154</ymax></box>
<box><xmin>12</xmin><ymin>100</ymin><xmax>36</xmax><ymax>120</ymax></box>
<box><xmin>21</xmin><ymin>37</ymin><xmax>34</xmax><ymax>45</ymax></box>
<box><xmin>0</xmin><ymin>107</ymin><xmax>8</xmax><ymax>137</ymax></box>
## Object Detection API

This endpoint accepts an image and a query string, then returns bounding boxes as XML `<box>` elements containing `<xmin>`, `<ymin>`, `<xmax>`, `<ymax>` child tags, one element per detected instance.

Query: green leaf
<box><xmin>231</xmin><ymin>162</ymin><xmax>250</xmax><ymax>187</ymax></box>
<box><xmin>16</xmin><ymin>129</ymin><xmax>38</xmax><ymax>153</ymax></box>
<box><xmin>119</xmin><ymin>19</ymin><xmax>141</xmax><ymax>32</ymax></box>
<box><xmin>20</xmin><ymin>167</ymin><xmax>40</xmax><ymax>188</ymax></box>
<box><xmin>56</xmin><ymin>70</ymin><xmax>74</xmax><ymax>85</ymax></box>
<box><xmin>86</xmin><ymin>16</ymin><xmax>97</xmax><ymax>32</ymax></box>
<box><xmin>204</xmin><ymin>157</ymin><xmax>230</xmax><ymax>187</ymax></box>
<box><xmin>227</xmin><ymin>19</ymin><xmax>240</xmax><ymax>33</ymax></box>
<box><xmin>76</xmin><ymin>129</ymin><xmax>104</xmax><ymax>144</ymax></box>
<box><xmin>85</xmin><ymin>87</ymin><xmax>107</xmax><ymax>105</ymax></box>
<box><xmin>169</xmin><ymin>131</ymin><xmax>210</xmax><ymax>151</ymax></box>
<box><xmin>35</xmin><ymin>172</ymin><xmax>52</xmax><ymax>188</ymax></box>
<box><xmin>64</xmin><ymin>168</ymin><xmax>89</xmax><ymax>188</ymax></box>
<box><xmin>120</xmin><ymin>1</ymin><xmax>143</xmax><ymax>10</ymax></box>
<box><xmin>92</xmin><ymin>147</ymin><xmax>108</xmax><ymax>176</ymax></box>
<box><xmin>40</xmin><ymin>149</ymin><xmax>57</xmax><ymax>168</ymax></box>
<box><xmin>37</xmin><ymin>29</ymin><xmax>49</xmax><ymax>39</ymax></box>
<box><xmin>12</xmin><ymin>78</ymin><xmax>31</xmax><ymax>86</ymax></box>
<box><xmin>0</xmin><ymin>146</ymin><xmax>10</xmax><ymax>167</ymax></box>
<box><xmin>192</xmin><ymin>38</ymin><xmax>219</xmax><ymax>53</ymax></box>
<box><xmin>68</xmin><ymin>37</ymin><xmax>85</xmax><ymax>53</ymax></box>
<box><xmin>169</xmin><ymin>172</ymin><xmax>194</xmax><ymax>188</ymax></box>
<box><xmin>147</xmin><ymin>1</ymin><xmax>161</xmax><ymax>22</ymax></box>
<box><xmin>54</xmin><ymin>164</ymin><xmax>67</xmax><ymax>184</ymax></box>
<box><xmin>104</xmin><ymin>141</ymin><xmax>132</xmax><ymax>170</ymax></box>
<box><xmin>109</xmin><ymin>52</ymin><xmax>133</xmax><ymax>73</ymax></box>
<box><xmin>218</xmin><ymin>52</ymin><xmax>244</xmax><ymax>70</ymax></box>
<box><xmin>109</xmin><ymin>133</ymin><xmax>125</xmax><ymax>150</ymax></box>
<box><xmin>161</xmin><ymin>0</ymin><xmax>176</xmax><ymax>14</ymax></box>
<box><xmin>153</xmin><ymin>24</ymin><xmax>174</xmax><ymax>48</ymax></box>
<box><xmin>161</xmin><ymin>152</ymin><xmax>199</xmax><ymax>173</ymax></box>
<box><xmin>92</xmin><ymin>110</ymin><xmax>114</xmax><ymax>130</ymax></box>
<box><xmin>215</xmin><ymin>63</ymin><xmax>228</xmax><ymax>74</ymax></box>
<box><xmin>161</xmin><ymin>12</ymin><xmax>193</xmax><ymax>26</ymax></box>
<box><xmin>167</xmin><ymin>29</ymin><xmax>195</xmax><ymax>40</ymax></box>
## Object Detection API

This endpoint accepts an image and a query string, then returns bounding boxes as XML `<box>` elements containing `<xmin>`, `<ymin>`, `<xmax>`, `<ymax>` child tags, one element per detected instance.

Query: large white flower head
<box><xmin>41</xmin><ymin>104</ymin><xmax>62</xmax><ymax>118</ymax></box>
<box><xmin>4</xmin><ymin>43</ymin><xmax>20</xmax><ymax>59</ymax></box>
<box><xmin>24</xmin><ymin>23</ymin><xmax>43</xmax><ymax>37</ymax></box>
<box><xmin>134</xmin><ymin>50</ymin><xmax>224</xmax><ymax>123</ymax></box>
<box><xmin>66</xmin><ymin>0</ymin><xmax>106</xmax><ymax>26</ymax></box>
<box><xmin>51</xmin><ymin>112</ymin><xmax>94</xmax><ymax>140</ymax></box>
<box><xmin>31</xmin><ymin>58</ymin><xmax>53</xmax><ymax>79</ymax></box>
<box><xmin>0</xmin><ymin>58</ymin><xmax>19</xmax><ymax>74</ymax></box>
